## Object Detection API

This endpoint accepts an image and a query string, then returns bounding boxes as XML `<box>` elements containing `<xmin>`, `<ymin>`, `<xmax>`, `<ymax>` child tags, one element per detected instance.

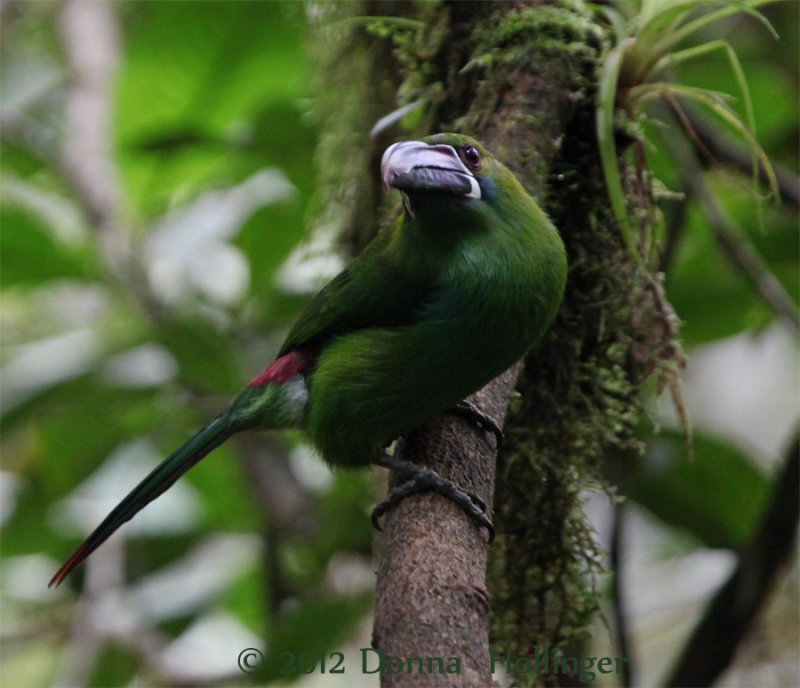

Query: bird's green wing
<box><xmin>278</xmin><ymin>235</ymin><xmax>434</xmax><ymax>357</ymax></box>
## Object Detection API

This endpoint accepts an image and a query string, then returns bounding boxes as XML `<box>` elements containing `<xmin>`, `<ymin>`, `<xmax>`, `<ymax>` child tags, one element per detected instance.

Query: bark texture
<box><xmin>373</xmin><ymin>368</ymin><xmax>518</xmax><ymax>687</ymax></box>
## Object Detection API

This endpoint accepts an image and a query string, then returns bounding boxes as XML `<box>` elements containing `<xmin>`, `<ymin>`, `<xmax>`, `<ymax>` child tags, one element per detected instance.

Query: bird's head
<box><xmin>380</xmin><ymin>133</ymin><xmax>528</xmax><ymax>222</ymax></box>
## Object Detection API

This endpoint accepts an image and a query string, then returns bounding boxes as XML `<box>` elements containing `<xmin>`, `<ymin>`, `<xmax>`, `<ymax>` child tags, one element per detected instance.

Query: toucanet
<box><xmin>50</xmin><ymin>133</ymin><xmax>567</xmax><ymax>587</ymax></box>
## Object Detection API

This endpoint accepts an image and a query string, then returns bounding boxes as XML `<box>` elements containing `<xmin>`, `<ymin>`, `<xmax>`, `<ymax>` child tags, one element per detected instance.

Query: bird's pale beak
<box><xmin>381</xmin><ymin>141</ymin><xmax>481</xmax><ymax>199</ymax></box>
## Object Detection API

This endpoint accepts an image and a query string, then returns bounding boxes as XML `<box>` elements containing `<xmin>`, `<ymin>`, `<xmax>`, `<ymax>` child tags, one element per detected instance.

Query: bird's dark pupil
<box><xmin>463</xmin><ymin>145</ymin><xmax>480</xmax><ymax>168</ymax></box>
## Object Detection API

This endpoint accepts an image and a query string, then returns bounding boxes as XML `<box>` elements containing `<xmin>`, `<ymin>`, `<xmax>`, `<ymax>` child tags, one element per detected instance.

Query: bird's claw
<box><xmin>372</xmin><ymin>455</ymin><xmax>495</xmax><ymax>541</ymax></box>
<box><xmin>449</xmin><ymin>400</ymin><xmax>504</xmax><ymax>448</ymax></box>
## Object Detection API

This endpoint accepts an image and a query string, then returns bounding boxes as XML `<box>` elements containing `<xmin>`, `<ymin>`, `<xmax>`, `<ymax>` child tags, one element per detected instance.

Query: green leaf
<box><xmin>88</xmin><ymin>642</ymin><xmax>141</xmax><ymax>688</ymax></box>
<box><xmin>672</xmin><ymin>56</ymin><xmax>798</xmax><ymax>157</ymax></box>
<box><xmin>0</xmin><ymin>207</ymin><xmax>97</xmax><ymax>288</ymax></box>
<box><xmin>665</xmin><ymin>199</ymin><xmax>776</xmax><ymax>344</ymax></box>
<box><xmin>224</xmin><ymin>565</ymin><xmax>269</xmax><ymax>635</ymax></box>
<box><xmin>182</xmin><ymin>442</ymin><xmax>260</xmax><ymax>532</ymax></box>
<box><xmin>657</xmin><ymin>0</ymin><xmax>777</xmax><ymax>58</ymax></box>
<box><xmin>630</xmin><ymin>430</ymin><xmax>770</xmax><ymax>549</ymax></box>
<box><xmin>114</xmin><ymin>1</ymin><xmax>310</xmax><ymax>216</ymax></box>
<box><xmin>315</xmin><ymin>472</ymin><xmax>375</xmax><ymax>554</ymax></box>
<box><xmin>156</xmin><ymin>317</ymin><xmax>243</xmax><ymax>393</ymax></box>
<box><xmin>596</xmin><ymin>39</ymin><xmax>645</xmax><ymax>268</ymax></box>
<box><xmin>632</xmin><ymin>82</ymin><xmax>777</xmax><ymax>197</ymax></box>
<box><xmin>2</xmin><ymin>379</ymin><xmax>161</xmax><ymax>556</ymax></box>
<box><xmin>263</xmin><ymin>593</ymin><xmax>372</xmax><ymax>683</ymax></box>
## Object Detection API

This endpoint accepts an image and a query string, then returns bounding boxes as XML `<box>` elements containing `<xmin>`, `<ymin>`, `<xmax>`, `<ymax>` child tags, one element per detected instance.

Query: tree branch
<box><xmin>666</xmin><ymin>427</ymin><xmax>800</xmax><ymax>687</ymax></box>
<box><xmin>373</xmin><ymin>367</ymin><xmax>519</xmax><ymax>687</ymax></box>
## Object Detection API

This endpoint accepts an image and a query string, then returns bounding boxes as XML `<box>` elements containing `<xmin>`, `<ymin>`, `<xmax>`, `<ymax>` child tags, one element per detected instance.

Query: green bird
<box><xmin>50</xmin><ymin>133</ymin><xmax>567</xmax><ymax>587</ymax></box>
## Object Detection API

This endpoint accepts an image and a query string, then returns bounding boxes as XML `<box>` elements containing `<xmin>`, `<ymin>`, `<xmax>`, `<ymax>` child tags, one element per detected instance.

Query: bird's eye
<box><xmin>460</xmin><ymin>144</ymin><xmax>482</xmax><ymax>171</ymax></box>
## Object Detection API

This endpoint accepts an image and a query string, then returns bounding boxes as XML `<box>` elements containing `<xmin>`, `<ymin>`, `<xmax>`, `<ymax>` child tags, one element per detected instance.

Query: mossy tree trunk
<box><xmin>314</xmin><ymin>2</ymin><xmax>674</xmax><ymax>686</ymax></box>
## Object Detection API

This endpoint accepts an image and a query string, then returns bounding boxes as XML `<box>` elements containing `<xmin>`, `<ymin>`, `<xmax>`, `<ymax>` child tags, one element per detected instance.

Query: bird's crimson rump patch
<box><xmin>248</xmin><ymin>350</ymin><xmax>309</xmax><ymax>387</ymax></box>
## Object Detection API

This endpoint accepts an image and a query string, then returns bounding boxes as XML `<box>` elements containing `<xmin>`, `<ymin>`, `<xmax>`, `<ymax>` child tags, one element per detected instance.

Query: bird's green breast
<box><xmin>306</xmin><ymin>194</ymin><xmax>566</xmax><ymax>468</ymax></box>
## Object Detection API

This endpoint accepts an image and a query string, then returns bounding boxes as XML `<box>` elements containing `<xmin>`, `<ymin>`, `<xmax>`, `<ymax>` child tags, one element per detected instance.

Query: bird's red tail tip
<box><xmin>49</xmin><ymin>542</ymin><xmax>91</xmax><ymax>588</ymax></box>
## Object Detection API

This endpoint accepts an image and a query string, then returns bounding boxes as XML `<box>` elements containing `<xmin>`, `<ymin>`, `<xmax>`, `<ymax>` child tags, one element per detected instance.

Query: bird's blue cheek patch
<box><xmin>478</xmin><ymin>177</ymin><xmax>495</xmax><ymax>202</ymax></box>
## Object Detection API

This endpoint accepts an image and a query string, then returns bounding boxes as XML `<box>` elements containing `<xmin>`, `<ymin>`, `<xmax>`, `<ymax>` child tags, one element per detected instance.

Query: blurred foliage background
<box><xmin>0</xmin><ymin>1</ymin><xmax>797</xmax><ymax>687</ymax></box>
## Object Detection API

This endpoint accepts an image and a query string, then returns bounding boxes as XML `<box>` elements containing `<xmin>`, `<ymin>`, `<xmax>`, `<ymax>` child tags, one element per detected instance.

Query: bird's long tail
<box><xmin>49</xmin><ymin>414</ymin><xmax>239</xmax><ymax>587</ymax></box>
<box><xmin>49</xmin><ymin>354</ymin><xmax>310</xmax><ymax>587</ymax></box>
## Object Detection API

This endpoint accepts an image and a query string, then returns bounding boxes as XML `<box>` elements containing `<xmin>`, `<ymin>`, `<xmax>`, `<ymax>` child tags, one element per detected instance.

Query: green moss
<box><xmin>489</xmin><ymin>4</ymin><xmax>602</xmax><ymax>53</ymax></box>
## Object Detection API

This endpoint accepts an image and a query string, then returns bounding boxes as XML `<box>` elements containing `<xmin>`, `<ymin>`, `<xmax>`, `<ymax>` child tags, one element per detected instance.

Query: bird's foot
<box><xmin>372</xmin><ymin>454</ymin><xmax>495</xmax><ymax>541</ymax></box>
<box><xmin>448</xmin><ymin>400</ymin><xmax>504</xmax><ymax>448</ymax></box>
